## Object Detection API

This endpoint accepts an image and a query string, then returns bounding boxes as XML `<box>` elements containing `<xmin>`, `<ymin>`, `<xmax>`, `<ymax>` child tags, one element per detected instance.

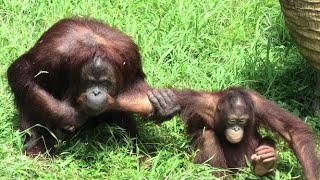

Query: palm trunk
<box><xmin>280</xmin><ymin>0</ymin><xmax>320</xmax><ymax>69</ymax></box>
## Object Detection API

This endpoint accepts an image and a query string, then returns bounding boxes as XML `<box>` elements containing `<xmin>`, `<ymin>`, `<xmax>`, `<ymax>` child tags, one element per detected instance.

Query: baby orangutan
<box><xmin>145</xmin><ymin>87</ymin><xmax>319</xmax><ymax>179</ymax></box>
<box><xmin>148</xmin><ymin>88</ymin><xmax>276</xmax><ymax>176</ymax></box>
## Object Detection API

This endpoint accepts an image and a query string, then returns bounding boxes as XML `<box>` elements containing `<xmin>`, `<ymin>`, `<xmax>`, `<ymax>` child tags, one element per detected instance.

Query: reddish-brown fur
<box><xmin>173</xmin><ymin>87</ymin><xmax>319</xmax><ymax>179</ymax></box>
<box><xmin>7</xmin><ymin>17</ymin><xmax>152</xmax><ymax>155</ymax></box>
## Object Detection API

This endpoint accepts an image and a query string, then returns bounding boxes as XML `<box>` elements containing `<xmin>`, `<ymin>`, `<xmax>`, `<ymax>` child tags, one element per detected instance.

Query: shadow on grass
<box><xmin>242</xmin><ymin>14</ymin><xmax>316</xmax><ymax>117</ymax></box>
<box><xmin>246</xmin><ymin>56</ymin><xmax>315</xmax><ymax>117</ymax></box>
<box><xmin>53</xmin><ymin>117</ymin><xmax>185</xmax><ymax>162</ymax></box>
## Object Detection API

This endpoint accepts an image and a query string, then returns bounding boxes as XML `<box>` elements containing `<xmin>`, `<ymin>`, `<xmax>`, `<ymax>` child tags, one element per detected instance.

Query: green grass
<box><xmin>0</xmin><ymin>0</ymin><xmax>319</xmax><ymax>179</ymax></box>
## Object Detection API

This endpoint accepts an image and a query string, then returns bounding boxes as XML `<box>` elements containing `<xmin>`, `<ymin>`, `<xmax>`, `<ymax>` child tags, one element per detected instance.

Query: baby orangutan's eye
<box><xmin>239</xmin><ymin>119</ymin><xmax>246</xmax><ymax>124</ymax></box>
<box><xmin>228</xmin><ymin>120</ymin><xmax>236</xmax><ymax>124</ymax></box>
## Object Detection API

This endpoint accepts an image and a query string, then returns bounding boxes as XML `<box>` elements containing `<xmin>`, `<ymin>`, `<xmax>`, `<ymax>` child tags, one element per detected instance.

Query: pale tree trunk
<box><xmin>280</xmin><ymin>0</ymin><xmax>320</xmax><ymax>117</ymax></box>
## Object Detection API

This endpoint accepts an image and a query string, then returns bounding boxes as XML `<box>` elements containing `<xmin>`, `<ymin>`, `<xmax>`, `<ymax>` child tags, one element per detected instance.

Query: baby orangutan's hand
<box><xmin>251</xmin><ymin>144</ymin><xmax>277</xmax><ymax>176</ymax></box>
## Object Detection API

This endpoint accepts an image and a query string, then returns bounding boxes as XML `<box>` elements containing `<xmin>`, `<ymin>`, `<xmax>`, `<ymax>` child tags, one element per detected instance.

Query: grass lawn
<box><xmin>0</xmin><ymin>0</ymin><xmax>319</xmax><ymax>179</ymax></box>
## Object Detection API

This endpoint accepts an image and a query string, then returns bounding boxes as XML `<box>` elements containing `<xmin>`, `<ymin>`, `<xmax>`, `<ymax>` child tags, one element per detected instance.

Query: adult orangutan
<box><xmin>7</xmin><ymin>17</ymin><xmax>176</xmax><ymax>156</ymax></box>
